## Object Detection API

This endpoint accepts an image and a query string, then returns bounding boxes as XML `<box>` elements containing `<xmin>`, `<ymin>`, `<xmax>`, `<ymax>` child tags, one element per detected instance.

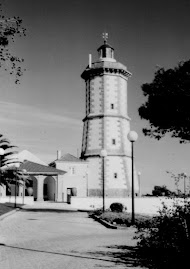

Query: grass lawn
<box><xmin>89</xmin><ymin>210</ymin><xmax>153</xmax><ymax>227</ymax></box>
<box><xmin>0</xmin><ymin>203</ymin><xmax>22</xmax><ymax>216</ymax></box>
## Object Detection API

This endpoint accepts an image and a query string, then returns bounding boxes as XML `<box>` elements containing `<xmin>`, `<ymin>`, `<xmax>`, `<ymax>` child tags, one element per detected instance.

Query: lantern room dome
<box><xmin>97</xmin><ymin>40</ymin><xmax>116</xmax><ymax>62</ymax></box>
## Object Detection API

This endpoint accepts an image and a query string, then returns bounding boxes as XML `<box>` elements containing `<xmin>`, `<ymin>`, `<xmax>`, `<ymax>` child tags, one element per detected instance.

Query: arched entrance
<box><xmin>43</xmin><ymin>176</ymin><xmax>56</xmax><ymax>201</ymax></box>
<box><xmin>24</xmin><ymin>176</ymin><xmax>38</xmax><ymax>200</ymax></box>
<box><xmin>18</xmin><ymin>160</ymin><xmax>65</xmax><ymax>202</ymax></box>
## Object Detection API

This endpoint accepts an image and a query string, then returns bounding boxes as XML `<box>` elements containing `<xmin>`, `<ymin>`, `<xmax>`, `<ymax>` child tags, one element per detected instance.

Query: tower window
<box><xmin>112</xmin><ymin>139</ymin><xmax>116</xmax><ymax>145</ymax></box>
<box><xmin>114</xmin><ymin>173</ymin><xmax>118</xmax><ymax>179</ymax></box>
<box><xmin>111</xmin><ymin>103</ymin><xmax>114</xmax><ymax>109</ymax></box>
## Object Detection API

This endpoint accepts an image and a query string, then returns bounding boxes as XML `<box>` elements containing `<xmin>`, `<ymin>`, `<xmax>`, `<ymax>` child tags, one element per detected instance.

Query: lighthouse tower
<box><xmin>81</xmin><ymin>34</ymin><xmax>138</xmax><ymax>197</ymax></box>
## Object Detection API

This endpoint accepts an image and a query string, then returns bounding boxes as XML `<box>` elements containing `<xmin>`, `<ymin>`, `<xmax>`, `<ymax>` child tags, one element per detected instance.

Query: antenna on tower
<box><xmin>102</xmin><ymin>32</ymin><xmax>108</xmax><ymax>44</ymax></box>
<box><xmin>89</xmin><ymin>54</ymin><xmax>92</xmax><ymax>68</ymax></box>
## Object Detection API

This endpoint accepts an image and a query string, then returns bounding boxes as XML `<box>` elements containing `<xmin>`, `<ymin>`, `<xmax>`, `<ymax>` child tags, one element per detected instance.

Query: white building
<box><xmin>0</xmin><ymin>150</ymin><xmax>88</xmax><ymax>204</ymax></box>
<box><xmin>49</xmin><ymin>151</ymin><xmax>88</xmax><ymax>203</ymax></box>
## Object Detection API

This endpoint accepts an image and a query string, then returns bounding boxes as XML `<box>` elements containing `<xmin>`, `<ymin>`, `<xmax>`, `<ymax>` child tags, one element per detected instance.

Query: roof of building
<box><xmin>19</xmin><ymin>160</ymin><xmax>65</xmax><ymax>175</ymax></box>
<box><xmin>17</xmin><ymin>150</ymin><xmax>48</xmax><ymax>166</ymax></box>
<box><xmin>50</xmin><ymin>153</ymin><xmax>85</xmax><ymax>164</ymax></box>
<box><xmin>97</xmin><ymin>42</ymin><xmax>114</xmax><ymax>51</ymax></box>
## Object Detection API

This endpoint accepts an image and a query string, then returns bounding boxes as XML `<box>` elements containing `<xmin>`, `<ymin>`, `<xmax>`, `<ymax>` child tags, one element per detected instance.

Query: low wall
<box><xmin>0</xmin><ymin>196</ymin><xmax>34</xmax><ymax>205</ymax></box>
<box><xmin>71</xmin><ymin>197</ymin><xmax>187</xmax><ymax>215</ymax></box>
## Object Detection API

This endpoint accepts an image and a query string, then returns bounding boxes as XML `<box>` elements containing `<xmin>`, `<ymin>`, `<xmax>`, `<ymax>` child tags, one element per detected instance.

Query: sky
<box><xmin>0</xmin><ymin>0</ymin><xmax>190</xmax><ymax>194</ymax></box>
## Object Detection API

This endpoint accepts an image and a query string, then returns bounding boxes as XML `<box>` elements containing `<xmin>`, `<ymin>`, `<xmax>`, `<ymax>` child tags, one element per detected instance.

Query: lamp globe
<box><xmin>128</xmin><ymin>131</ymin><xmax>138</xmax><ymax>142</ymax></box>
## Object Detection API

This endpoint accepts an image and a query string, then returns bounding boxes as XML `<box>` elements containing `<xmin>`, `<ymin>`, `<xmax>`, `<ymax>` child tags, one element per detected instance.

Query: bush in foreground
<box><xmin>134</xmin><ymin>200</ymin><xmax>190</xmax><ymax>268</ymax></box>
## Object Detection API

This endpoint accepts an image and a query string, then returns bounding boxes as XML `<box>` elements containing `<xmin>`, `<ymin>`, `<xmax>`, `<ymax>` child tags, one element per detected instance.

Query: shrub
<box><xmin>100</xmin><ymin>211</ymin><xmax>131</xmax><ymax>226</ymax></box>
<box><xmin>99</xmin><ymin>211</ymin><xmax>151</xmax><ymax>226</ymax></box>
<box><xmin>134</xmin><ymin>200</ymin><xmax>190</xmax><ymax>268</ymax></box>
<box><xmin>110</xmin><ymin>202</ymin><xmax>124</xmax><ymax>212</ymax></box>
<box><xmin>88</xmin><ymin>207</ymin><xmax>105</xmax><ymax>217</ymax></box>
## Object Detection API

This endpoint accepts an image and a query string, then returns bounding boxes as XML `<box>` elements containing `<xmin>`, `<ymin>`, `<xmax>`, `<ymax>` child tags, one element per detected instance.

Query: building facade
<box><xmin>50</xmin><ymin>152</ymin><xmax>88</xmax><ymax>202</ymax></box>
<box><xmin>0</xmin><ymin>150</ymin><xmax>88</xmax><ymax>204</ymax></box>
<box><xmin>80</xmin><ymin>37</ymin><xmax>139</xmax><ymax>197</ymax></box>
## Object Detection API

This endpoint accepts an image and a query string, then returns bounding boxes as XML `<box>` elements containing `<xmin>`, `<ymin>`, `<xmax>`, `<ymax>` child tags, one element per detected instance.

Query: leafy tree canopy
<box><xmin>0</xmin><ymin>2</ymin><xmax>26</xmax><ymax>83</ymax></box>
<box><xmin>0</xmin><ymin>134</ymin><xmax>28</xmax><ymax>186</ymax></box>
<box><xmin>167</xmin><ymin>171</ymin><xmax>190</xmax><ymax>197</ymax></box>
<box><xmin>152</xmin><ymin>185</ymin><xmax>173</xmax><ymax>196</ymax></box>
<box><xmin>138</xmin><ymin>60</ymin><xmax>190</xmax><ymax>143</ymax></box>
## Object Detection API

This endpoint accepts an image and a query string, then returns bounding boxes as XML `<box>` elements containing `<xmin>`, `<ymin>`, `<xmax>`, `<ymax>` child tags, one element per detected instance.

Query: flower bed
<box><xmin>89</xmin><ymin>209</ymin><xmax>152</xmax><ymax>227</ymax></box>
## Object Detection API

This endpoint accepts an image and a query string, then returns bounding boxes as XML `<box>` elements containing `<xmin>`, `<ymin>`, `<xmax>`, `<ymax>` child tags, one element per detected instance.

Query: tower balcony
<box><xmin>81</xmin><ymin>61</ymin><xmax>132</xmax><ymax>80</ymax></box>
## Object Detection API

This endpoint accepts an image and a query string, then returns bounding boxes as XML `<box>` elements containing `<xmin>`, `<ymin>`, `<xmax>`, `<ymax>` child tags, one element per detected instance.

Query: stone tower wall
<box><xmin>81</xmin><ymin>43</ymin><xmax>139</xmax><ymax>197</ymax></box>
<box><xmin>81</xmin><ymin>73</ymin><xmax>131</xmax><ymax>156</ymax></box>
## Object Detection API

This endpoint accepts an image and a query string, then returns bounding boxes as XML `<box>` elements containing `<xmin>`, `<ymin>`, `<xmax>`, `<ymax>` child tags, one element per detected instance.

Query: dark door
<box><xmin>67</xmin><ymin>188</ymin><xmax>71</xmax><ymax>204</ymax></box>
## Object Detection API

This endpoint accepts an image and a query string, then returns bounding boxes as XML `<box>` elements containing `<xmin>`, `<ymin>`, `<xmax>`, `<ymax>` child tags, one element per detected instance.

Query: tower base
<box><xmin>85</xmin><ymin>155</ymin><xmax>139</xmax><ymax>198</ymax></box>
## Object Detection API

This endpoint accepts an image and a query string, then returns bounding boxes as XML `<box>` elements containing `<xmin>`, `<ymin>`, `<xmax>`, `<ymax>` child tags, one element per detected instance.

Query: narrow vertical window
<box><xmin>112</xmin><ymin>139</ymin><xmax>116</xmax><ymax>145</ymax></box>
<box><xmin>114</xmin><ymin>173</ymin><xmax>118</xmax><ymax>179</ymax></box>
<box><xmin>111</xmin><ymin>103</ymin><xmax>114</xmax><ymax>109</ymax></box>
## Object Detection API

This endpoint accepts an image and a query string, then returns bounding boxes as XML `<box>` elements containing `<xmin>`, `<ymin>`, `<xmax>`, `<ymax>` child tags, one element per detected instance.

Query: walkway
<box><xmin>0</xmin><ymin>207</ymin><xmax>142</xmax><ymax>269</ymax></box>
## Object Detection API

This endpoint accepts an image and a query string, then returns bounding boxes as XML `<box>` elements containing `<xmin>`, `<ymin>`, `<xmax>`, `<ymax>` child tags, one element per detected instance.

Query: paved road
<box><xmin>0</xmin><ymin>209</ymin><xmax>141</xmax><ymax>269</ymax></box>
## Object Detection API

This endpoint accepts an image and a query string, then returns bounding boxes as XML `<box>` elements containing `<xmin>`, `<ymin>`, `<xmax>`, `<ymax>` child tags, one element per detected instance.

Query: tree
<box><xmin>0</xmin><ymin>134</ymin><xmax>28</xmax><ymax>187</ymax></box>
<box><xmin>135</xmin><ymin>201</ymin><xmax>190</xmax><ymax>269</ymax></box>
<box><xmin>138</xmin><ymin>60</ymin><xmax>190</xmax><ymax>143</ymax></box>
<box><xmin>0</xmin><ymin>2</ymin><xmax>26</xmax><ymax>83</ymax></box>
<box><xmin>152</xmin><ymin>185</ymin><xmax>173</xmax><ymax>196</ymax></box>
<box><xmin>167</xmin><ymin>171</ymin><xmax>190</xmax><ymax>197</ymax></box>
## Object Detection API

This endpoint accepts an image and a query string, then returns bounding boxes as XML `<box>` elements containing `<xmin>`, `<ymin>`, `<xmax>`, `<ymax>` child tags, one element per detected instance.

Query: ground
<box><xmin>0</xmin><ymin>208</ymin><xmax>143</xmax><ymax>269</ymax></box>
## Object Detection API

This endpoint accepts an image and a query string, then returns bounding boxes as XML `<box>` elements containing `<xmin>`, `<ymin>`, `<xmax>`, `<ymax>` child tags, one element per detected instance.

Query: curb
<box><xmin>91</xmin><ymin>215</ymin><xmax>118</xmax><ymax>229</ymax></box>
<box><xmin>21</xmin><ymin>205</ymin><xmax>78</xmax><ymax>212</ymax></box>
<box><xmin>0</xmin><ymin>208</ymin><xmax>20</xmax><ymax>221</ymax></box>
<box><xmin>78</xmin><ymin>209</ymin><xmax>94</xmax><ymax>213</ymax></box>
<box><xmin>90</xmin><ymin>214</ymin><xmax>132</xmax><ymax>229</ymax></box>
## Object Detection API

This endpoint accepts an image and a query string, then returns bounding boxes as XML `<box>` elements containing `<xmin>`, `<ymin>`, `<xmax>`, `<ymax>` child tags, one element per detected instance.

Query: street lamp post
<box><xmin>138</xmin><ymin>172</ymin><xmax>141</xmax><ymax>197</ymax></box>
<box><xmin>13</xmin><ymin>163</ymin><xmax>20</xmax><ymax>208</ymax></box>
<box><xmin>100</xmin><ymin>149</ymin><xmax>107</xmax><ymax>212</ymax></box>
<box><xmin>128</xmin><ymin>131</ymin><xmax>138</xmax><ymax>225</ymax></box>
<box><xmin>22</xmin><ymin>169</ymin><xmax>27</xmax><ymax>205</ymax></box>
<box><xmin>23</xmin><ymin>180</ymin><xmax>25</xmax><ymax>204</ymax></box>
<box><xmin>184</xmin><ymin>173</ymin><xmax>187</xmax><ymax>199</ymax></box>
<box><xmin>0</xmin><ymin>148</ymin><xmax>5</xmax><ymax>196</ymax></box>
